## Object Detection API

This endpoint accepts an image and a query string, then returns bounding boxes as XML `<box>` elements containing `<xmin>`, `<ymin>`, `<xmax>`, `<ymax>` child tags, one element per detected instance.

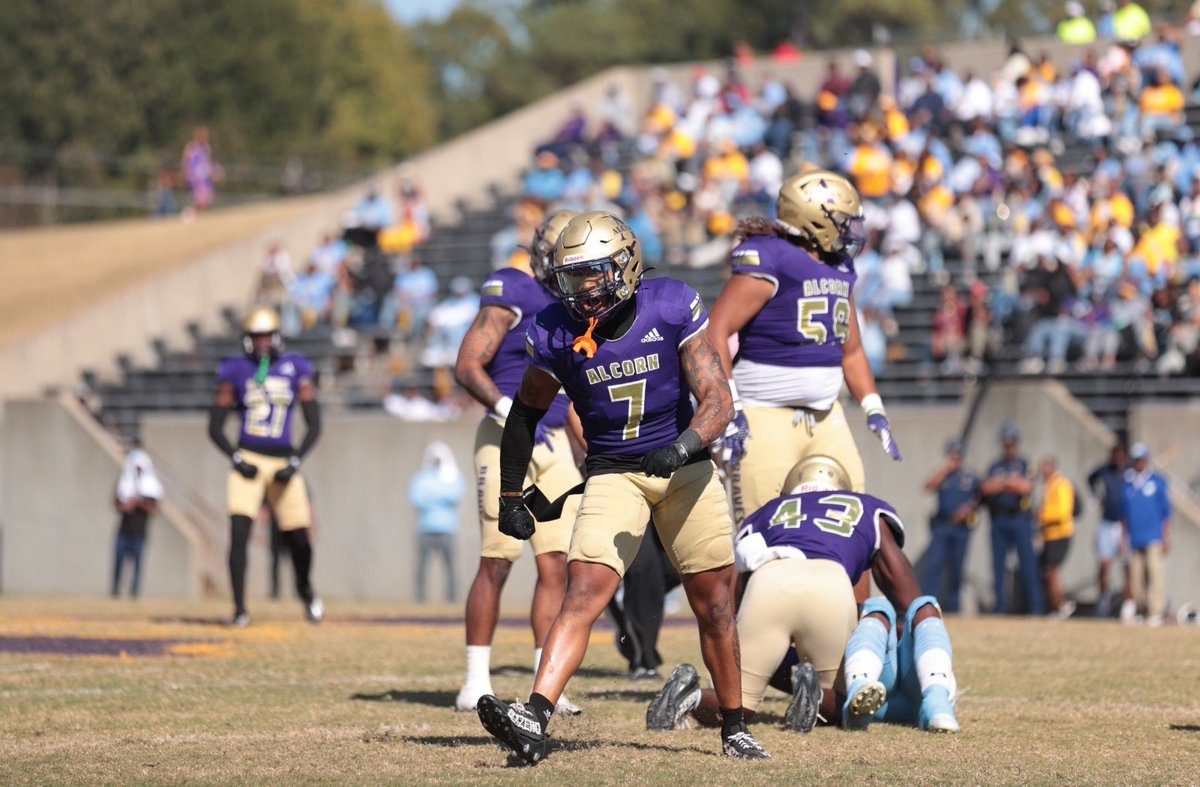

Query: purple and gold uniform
<box><xmin>475</xmin><ymin>268</ymin><xmax>580</xmax><ymax>561</ymax></box>
<box><xmin>525</xmin><ymin>277</ymin><xmax>733</xmax><ymax>577</ymax></box>
<box><xmin>731</xmin><ymin>491</ymin><xmax>905</xmax><ymax>708</ymax></box>
<box><xmin>217</xmin><ymin>352</ymin><xmax>314</xmax><ymax>529</ymax></box>
<box><xmin>727</xmin><ymin>236</ymin><xmax>866</xmax><ymax>521</ymax></box>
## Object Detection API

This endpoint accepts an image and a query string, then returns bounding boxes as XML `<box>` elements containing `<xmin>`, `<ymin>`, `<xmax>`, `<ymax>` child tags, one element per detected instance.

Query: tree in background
<box><xmin>0</xmin><ymin>0</ymin><xmax>436</xmax><ymax>206</ymax></box>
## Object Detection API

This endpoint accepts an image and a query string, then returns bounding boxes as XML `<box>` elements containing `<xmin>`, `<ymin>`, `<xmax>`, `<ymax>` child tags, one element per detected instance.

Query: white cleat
<box><xmin>556</xmin><ymin>694</ymin><xmax>582</xmax><ymax>716</ymax></box>
<box><xmin>455</xmin><ymin>684</ymin><xmax>494</xmax><ymax>712</ymax></box>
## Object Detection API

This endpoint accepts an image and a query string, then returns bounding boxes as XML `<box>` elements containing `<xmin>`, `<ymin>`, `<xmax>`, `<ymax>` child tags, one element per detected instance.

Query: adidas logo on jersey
<box><xmin>641</xmin><ymin>328</ymin><xmax>664</xmax><ymax>343</ymax></box>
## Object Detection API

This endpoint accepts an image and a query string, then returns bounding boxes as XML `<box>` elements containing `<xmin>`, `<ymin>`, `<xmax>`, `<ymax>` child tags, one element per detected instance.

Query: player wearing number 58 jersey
<box><xmin>475</xmin><ymin>211</ymin><xmax>770</xmax><ymax>763</ymax></box>
<box><xmin>208</xmin><ymin>307</ymin><xmax>322</xmax><ymax>628</ymax></box>
<box><xmin>708</xmin><ymin>171</ymin><xmax>900</xmax><ymax>526</ymax></box>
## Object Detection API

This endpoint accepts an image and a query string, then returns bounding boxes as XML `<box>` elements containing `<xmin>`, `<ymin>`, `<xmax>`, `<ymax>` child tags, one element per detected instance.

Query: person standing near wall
<box><xmin>920</xmin><ymin>439</ymin><xmax>980</xmax><ymax>614</ymax></box>
<box><xmin>112</xmin><ymin>445</ymin><xmax>164</xmax><ymax>598</ymax></box>
<box><xmin>410</xmin><ymin>441</ymin><xmax>464</xmax><ymax>604</ymax></box>
<box><xmin>1088</xmin><ymin>442</ymin><xmax>1130</xmax><ymax>618</ymax></box>
<box><xmin>1122</xmin><ymin>443</ymin><xmax>1172</xmax><ymax>626</ymax></box>
<box><xmin>980</xmin><ymin>423</ymin><xmax>1044</xmax><ymax>615</ymax></box>
<box><xmin>1037</xmin><ymin>456</ymin><xmax>1076</xmax><ymax>619</ymax></box>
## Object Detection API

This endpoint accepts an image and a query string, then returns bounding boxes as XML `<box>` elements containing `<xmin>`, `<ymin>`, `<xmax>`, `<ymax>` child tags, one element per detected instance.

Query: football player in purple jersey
<box><xmin>475</xmin><ymin>211</ymin><xmax>770</xmax><ymax>763</ymax></box>
<box><xmin>208</xmin><ymin>307</ymin><xmax>323</xmax><ymax>628</ymax></box>
<box><xmin>452</xmin><ymin>209</ymin><xmax>584</xmax><ymax>715</ymax></box>
<box><xmin>646</xmin><ymin>456</ymin><xmax>960</xmax><ymax>735</ymax></box>
<box><xmin>708</xmin><ymin>171</ymin><xmax>900</xmax><ymax>530</ymax></box>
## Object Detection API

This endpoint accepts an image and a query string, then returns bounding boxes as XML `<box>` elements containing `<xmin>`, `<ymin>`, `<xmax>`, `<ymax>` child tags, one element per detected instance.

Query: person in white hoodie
<box><xmin>112</xmin><ymin>445</ymin><xmax>164</xmax><ymax>598</ymax></box>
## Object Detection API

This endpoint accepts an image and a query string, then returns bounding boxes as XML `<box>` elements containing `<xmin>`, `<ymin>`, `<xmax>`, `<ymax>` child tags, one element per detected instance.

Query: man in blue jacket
<box><xmin>1122</xmin><ymin>443</ymin><xmax>1171</xmax><ymax>627</ymax></box>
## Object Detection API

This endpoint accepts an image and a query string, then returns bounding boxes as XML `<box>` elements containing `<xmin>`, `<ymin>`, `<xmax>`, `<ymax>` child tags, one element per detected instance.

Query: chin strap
<box><xmin>572</xmin><ymin>317</ymin><xmax>599</xmax><ymax>359</ymax></box>
<box><xmin>254</xmin><ymin>355</ymin><xmax>271</xmax><ymax>385</ymax></box>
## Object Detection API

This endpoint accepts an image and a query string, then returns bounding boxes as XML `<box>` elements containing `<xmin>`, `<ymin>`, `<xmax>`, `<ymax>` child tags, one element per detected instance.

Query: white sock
<box><xmin>465</xmin><ymin>645</ymin><xmax>492</xmax><ymax>688</ymax></box>
<box><xmin>914</xmin><ymin>620</ymin><xmax>956</xmax><ymax>702</ymax></box>
<box><xmin>533</xmin><ymin>647</ymin><xmax>543</xmax><ymax>676</ymax></box>
<box><xmin>843</xmin><ymin>618</ymin><xmax>886</xmax><ymax>685</ymax></box>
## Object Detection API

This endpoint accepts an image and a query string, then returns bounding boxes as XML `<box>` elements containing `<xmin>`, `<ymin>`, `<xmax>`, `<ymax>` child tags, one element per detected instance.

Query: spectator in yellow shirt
<box><xmin>1038</xmin><ymin>456</ymin><xmax>1076</xmax><ymax>618</ymax></box>
<box><xmin>1139</xmin><ymin>68</ymin><xmax>1184</xmax><ymax>139</ymax></box>
<box><xmin>847</xmin><ymin>124</ymin><xmax>893</xmax><ymax>199</ymax></box>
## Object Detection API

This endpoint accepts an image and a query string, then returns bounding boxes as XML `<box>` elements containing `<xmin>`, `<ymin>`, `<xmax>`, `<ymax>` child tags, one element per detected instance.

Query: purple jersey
<box><xmin>479</xmin><ymin>268</ymin><xmax>569</xmax><ymax>429</ymax></box>
<box><xmin>730</xmin><ymin>236</ymin><xmax>856</xmax><ymax>368</ymax></box>
<box><xmin>525</xmin><ymin>277</ymin><xmax>707</xmax><ymax>456</ymax></box>
<box><xmin>734</xmin><ymin>491</ymin><xmax>905</xmax><ymax>581</ymax></box>
<box><xmin>217</xmin><ymin>352</ymin><xmax>313</xmax><ymax>454</ymax></box>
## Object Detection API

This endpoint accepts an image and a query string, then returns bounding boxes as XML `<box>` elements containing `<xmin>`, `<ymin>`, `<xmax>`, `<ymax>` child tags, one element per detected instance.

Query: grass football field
<box><xmin>1</xmin><ymin>597</ymin><xmax>1197</xmax><ymax>784</ymax></box>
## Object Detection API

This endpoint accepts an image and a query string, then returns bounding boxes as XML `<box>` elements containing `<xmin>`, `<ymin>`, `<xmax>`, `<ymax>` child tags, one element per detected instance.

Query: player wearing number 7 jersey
<box><xmin>475</xmin><ymin>211</ymin><xmax>770</xmax><ymax>763</ymax></box>
<box><xmin>708</xmin><ymin>170</ymin><xmax>900</xmax><ymax>527</ymax></box>
<box><xmin>208</xmin><ymin>307</ymin><xmax>322</xmax><ymax>628</ymax></box>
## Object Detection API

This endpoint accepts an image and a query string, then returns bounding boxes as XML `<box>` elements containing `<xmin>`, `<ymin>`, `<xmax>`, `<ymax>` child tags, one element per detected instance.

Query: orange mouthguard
<box><xmin>572</xmin><ymin>317</ymin><xmax>599</xmax><ymax>359</ymax></box>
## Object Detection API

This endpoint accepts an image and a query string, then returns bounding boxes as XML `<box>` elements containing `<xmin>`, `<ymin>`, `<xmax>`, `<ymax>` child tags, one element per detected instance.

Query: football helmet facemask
<box><xmin>776</xmin><ymin>171</ymin><xmax>865</xmax><ymax>259</ymax></box>
<box><xmin>552</xmin><ymin>211</ymin><xmax>643</xmax><ymax>322</ymax></box>
<box><xmin>784</xmin><ymin>455</ymin><xmax>851</xmax><ymax>495</ymax></box>
<box><xmin>530</xmin><ymin>209</ymin><xmax>577</xmax><ymax>288</ymax></box>
<box><xmin>241</xmin><ymin>306</ymin><xmax>283</xmax><ymax>359</ymax></box>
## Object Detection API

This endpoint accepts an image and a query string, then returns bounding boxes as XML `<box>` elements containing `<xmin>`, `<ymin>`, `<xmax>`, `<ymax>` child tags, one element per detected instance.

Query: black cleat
<box><xmin>722</xmin><ymin>722</ymin><xmax>772</xmax><ymax>760</ymax></box>
<box><xmin>783</xmin><ymin>661</ymin><xmax>822</xmax><ymax>733</ymax></box>
<box><xmin>646</xmin><ymin>663</ymin><xmax>700</xmax><ymax>730</ymax></box>
<box><xmin>477</xmin><ymin>695</ymin><xmax>548</xmax><ymax>764</ymax></box>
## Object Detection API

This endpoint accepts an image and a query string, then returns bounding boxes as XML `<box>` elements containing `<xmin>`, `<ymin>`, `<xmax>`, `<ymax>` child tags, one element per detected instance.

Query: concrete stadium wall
<box><xmin>3</xmin><ymin>382</ymin><xmax>1196</xmax><ymax>613</ymax></box>
<box><xmin>0</xmin><ymin>399</ymin><xmax>203</xmax><ymax>598</ymax></box>
<box><xmin>1130</xmin><ymin>401</ymin><xmax>1200</xmax><ymax>494</ymax></box>
<box><xmin>138</xmin><ymin>413</ymin><xmax>535</xmax><ymax>608</ymax></box>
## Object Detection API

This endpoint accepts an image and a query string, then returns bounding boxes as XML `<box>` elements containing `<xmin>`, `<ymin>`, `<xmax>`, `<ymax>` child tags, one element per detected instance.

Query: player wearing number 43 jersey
<box><xmin>475</xmin><ymin>211</ymin><xmax>770</xmax><ymax>763</ymax></box>
<box><xmin>453</xmin><ymin>209</ymin><xmax>584</xmax><ymax>716</ymax></box>
<box><xmin>647</xmin><ymin>456</ymin><xmax>960</xmax><ymax>735</ymax></box>
<box><xmin>208</xmin><ymin>307</ymin><xmax>323</xmax><ymax>628</ymax></box>
<box><xmin>708</xmin><ymin>170</ymin><xmax>900</xmax><ymax>527</ymax></box>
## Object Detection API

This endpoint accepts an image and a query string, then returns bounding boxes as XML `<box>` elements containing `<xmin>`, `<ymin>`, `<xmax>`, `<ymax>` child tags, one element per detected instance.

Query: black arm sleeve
<box><xmin>295</xmin><ymin>399</ymin><xmax>321</xmax><ymax>458</ymax></box>
<box><xmin>208</xmin><ymin>404</ymin><xmax>236</xmax><ymax>458</ymax></box>
<box><xmin>499</xmin><ymin>396</ymin><xmax>549</xmax><ymax>494</ymax></box>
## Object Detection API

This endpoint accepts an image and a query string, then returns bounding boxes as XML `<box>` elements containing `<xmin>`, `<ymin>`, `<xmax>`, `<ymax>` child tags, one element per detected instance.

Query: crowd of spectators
<box><xmin>492</xmin><ymin>2</ymin><xmax>1200</xmax><ymax>379</ymax></box>
<box><xmin>245</xmin><ymin>1</ymin><xmax>1200</xmax><ymax>419</ymax></box>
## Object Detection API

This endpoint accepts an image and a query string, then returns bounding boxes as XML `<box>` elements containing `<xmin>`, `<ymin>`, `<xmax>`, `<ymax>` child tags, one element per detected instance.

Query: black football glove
<box><xmin>498</xmin><ymin>495</ymin><xmax>536</xmax><ymax>540</ymax></box>
<box><xmin>231</xmin><ymin>451</ymin><xmax>258</xmax><ymax>480</ymax></box>
<box><xmin>274</xmin><ymin>456</ymin><xmax>301</xmax><ymax>484</ymax></box>
<box><xmin>641</xmin><ymin>429</ymin><xmax>706</xmax><ymax>478</ymax></box>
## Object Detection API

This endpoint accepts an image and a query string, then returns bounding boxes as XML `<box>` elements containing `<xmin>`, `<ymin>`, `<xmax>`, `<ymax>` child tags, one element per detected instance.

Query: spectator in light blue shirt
<box><xmin>409</xmin><ymin>441</ymin><xmax>465</xmax><ymax>603</ymax></box>
<box><xmin>523</xmin><ymin>151</ymin><xmax>566</xmax><ymax>202</ymax></box>
<box><xmin>352</xmin><ymin>188</ymin><xmax>396</xmax><ymax>230</ymax></box>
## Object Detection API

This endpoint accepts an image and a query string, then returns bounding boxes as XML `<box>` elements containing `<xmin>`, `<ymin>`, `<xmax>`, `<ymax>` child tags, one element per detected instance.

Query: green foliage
<box><xmin>0</xmin><ymin>0</ymin><xmax>437</xmax><ymax>188</ymax></box>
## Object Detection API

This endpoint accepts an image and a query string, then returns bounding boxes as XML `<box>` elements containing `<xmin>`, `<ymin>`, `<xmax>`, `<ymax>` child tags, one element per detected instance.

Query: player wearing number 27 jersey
<box><xmin>209</xmin><ymin>307</ymin><xmax>323</xmax><ymax>628</ymax></box>
<box><xmin>475</xmin><ymin>211</ymin><xmax>770</xmax><ymax>763</ymax></box>
<box><xmin>708</xmin><ymin>170</ymin><xmax>901</xmax><ymax>526</ymax></box>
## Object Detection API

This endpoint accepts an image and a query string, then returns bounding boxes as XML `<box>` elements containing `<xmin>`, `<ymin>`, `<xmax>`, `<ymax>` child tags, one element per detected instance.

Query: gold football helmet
<box><xmin>552</xmin><ymin>211</ymin><xmax>642</xmax><ymax>322</ymax></box>
<box><xmin>776</xmin><ymin>170</ymin><xmax>865</xmax><ymax>258</ymax></box>
<box><xmin>241</xmin><ymin>306</ymin><xmax>283</xmax><ymax>358</ymax></box>
<box><xmin>784</xmin><ymin>455</ymin><xmax>851</xmax><ymax>495</ymax></box>
<box><xmin>530</xmin><ymin>209</ymin><xmax>577</xmax><ymax>287</ymax></box>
